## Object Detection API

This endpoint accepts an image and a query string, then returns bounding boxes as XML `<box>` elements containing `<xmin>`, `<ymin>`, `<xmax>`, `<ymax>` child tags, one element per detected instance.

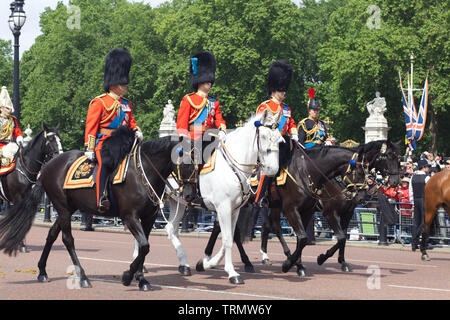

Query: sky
<box><xmin>0</xmin><ymin>0</ymin><xmax>168</xmax><ymax>56</ymax></box>
<box><xmin>1</xmin><ymin>0</ymin><xmax>303</xmax><ymax>57</ymax></box>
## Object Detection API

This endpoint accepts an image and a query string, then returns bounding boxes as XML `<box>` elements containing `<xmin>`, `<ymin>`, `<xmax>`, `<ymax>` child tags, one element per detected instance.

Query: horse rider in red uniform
<box><xmin>176</xmin><ymin>51</ymin><xmax>226</xmax><ymax>141</ymax></box>
<box><xmin>84</xmin><ymin>48</ymin><xmax>143</xmax><ymax>213</ymax></box>
<box><xmin>254</xmin><ymin>60</ymin><xmax>297</xmax><ymax>207</ymax></box>
<box><xmin>176</xmin><ymin>51</ymin><xmax>227</xmax><ymax>204</ymax></box>
<box><xmin>0</xmin><ymin>86</ymin><xmax>24</xmax><ymax>166</ymax></box>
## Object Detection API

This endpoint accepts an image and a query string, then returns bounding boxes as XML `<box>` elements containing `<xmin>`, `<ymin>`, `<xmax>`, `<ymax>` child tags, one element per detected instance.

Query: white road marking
<box><xmin>88</xmin><ymin>277</ymin><xmax>296</xmax><ymax>300</ymax></box>
<box><xmin>389</xmin><ymin>285</ymin><xmax>450</xmax><ymax>293</ymax></box>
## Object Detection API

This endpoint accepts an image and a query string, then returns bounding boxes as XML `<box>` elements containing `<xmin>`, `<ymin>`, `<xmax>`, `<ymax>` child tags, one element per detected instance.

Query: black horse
<box><xmin>0</xmin><ymin>124</ymin><xmax>62</xmax><ymax>251</ymax></box>
<box><xmin>259</xmin><ymin>140</ymin><xmax>400</xmax><ymax>274</ymax></box>
<box><xmin>197</xmin><ymin>142</ymin><xmax>369</xmax><ymax>276</ymax></box>
<box><xmin>0</xmin><ymin>127</ymin><xmax>179</xmax><ymax>291</ymax></box>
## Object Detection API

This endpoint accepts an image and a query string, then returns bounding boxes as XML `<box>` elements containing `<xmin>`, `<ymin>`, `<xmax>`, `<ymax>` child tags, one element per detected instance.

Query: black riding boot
<box><xmin>97</xmin><ymin>168</ymin><xmax>111</xmax><ymax>213</ymax></box>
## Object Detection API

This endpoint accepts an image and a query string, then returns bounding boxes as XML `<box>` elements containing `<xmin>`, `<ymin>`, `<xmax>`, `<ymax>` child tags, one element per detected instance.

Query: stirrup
<box><xmin>98</xmin><ymin>198</ymin><xmax>110</xmax><ymax>213</ymax></box>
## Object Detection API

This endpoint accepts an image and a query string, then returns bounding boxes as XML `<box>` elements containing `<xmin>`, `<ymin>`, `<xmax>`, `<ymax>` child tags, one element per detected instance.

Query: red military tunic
<box><xmin>84</xmin><ymin>91</ymin><xmax>139</xmax><ymax>152</ymax></box>
<box><xmin>256</xmin><ymin>98</ymin><xmax>297</xmax><ymax>136</ymax></box>
<box><xmin>0</xmin><ymin>115</ymin><xmax>23</xmax><ymax>149</ymax></box>
<box><xmin>176</xmin><ymin>92</ymin><xmax>226</xmax><ymax>140</ymax></box>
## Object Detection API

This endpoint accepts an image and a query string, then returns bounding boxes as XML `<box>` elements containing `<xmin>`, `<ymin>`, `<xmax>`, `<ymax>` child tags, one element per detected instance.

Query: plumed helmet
<box><xmin>267</xmin><ymin>60</ymin><xmax>293</xmax><ymax>95</ymax></box>
<box><xmin>103</xmin><ymin>48</ymin><xmax>132</xmax><ymax>92</ymax></box>
<box><xmin>0</xmin><ymin>86</ymin><xmax>14</xmax><ymax>113</ymax></box>
<box><xmin>190</xmin><ymin>51</ymin><xmax>216</xmax><ymax>91</ymax></box>
<box><xmin>308</xmin><ymin>88</ymin><xmax>321</xmax><ymax>110</ymax></box>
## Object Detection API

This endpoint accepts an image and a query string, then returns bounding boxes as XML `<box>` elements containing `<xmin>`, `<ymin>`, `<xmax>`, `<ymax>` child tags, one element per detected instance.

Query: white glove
<box><xmin>135</xmin><ymin>130</ymin><xmax>144</xmax><ymax>141</ymax></box>
<box><xmin>218</xmin><ymin>130</ymin><xmax>226</xmax><ymax>141</ymax></box>
<box><xmin>16</xmin><ymin>136</ymin><xmax>24</xmax><ymax>146</ymax></box>
<box><xmin>85</xmin><ymin>151</ymin><xmax>95</xmax><ymax>161</ymax></box>
<box><xmin>278</xmin><ymin>136</ymin><xmax>286</xmax><ymax>143</ymax></box>
<box><xmin>291</xmin><ymin>134</ymin><xmax>298</xmax><ymax>142</ymax></box>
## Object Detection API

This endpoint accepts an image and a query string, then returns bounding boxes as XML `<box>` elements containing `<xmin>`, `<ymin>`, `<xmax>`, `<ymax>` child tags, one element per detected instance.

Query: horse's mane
<box><xmin>141</xmin><ymin>135</ymin><xmax>176</xmax><ymax>156</ymax></box>
<box><xmin>355</xmin><ymin>140</ymin><xmax>399</xmax><ymax>155</ymax></box>
<box><xmin>23</xmin><ymin>130</ymin><xmax>46</xmax><ymax>154</ymax></box>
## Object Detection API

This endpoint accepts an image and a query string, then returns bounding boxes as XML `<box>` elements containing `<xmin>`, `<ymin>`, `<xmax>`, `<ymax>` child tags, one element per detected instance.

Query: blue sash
<box><xmin>96</xmin><ymin>101</ymin><xmax>126</xmax><ymax>146</ymax></box>
<box><xmin>277</xmin><ymin>105</ymin><xmax>289</xmax><ymax>132</ymax></box>
<box><xmin>192</xmin><ymin>97</ymin><xmax>216</xmax><ymax>126</ymax></box>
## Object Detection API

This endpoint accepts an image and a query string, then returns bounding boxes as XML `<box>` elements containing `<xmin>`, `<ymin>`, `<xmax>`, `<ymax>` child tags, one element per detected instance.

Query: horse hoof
<box><xmin>139</xmin><ymin>279</ymin><xmax>152</xmax><ymax>291</ymax></box>
<box><xmin>122</xmin><ymin>271</ymin><xmax>133</xmax><ymax>286</ymax></box>
<box><xmin>341</xmin><ymin>263</ymin><xmax>352</xmax><ymax>272</ymax></box>
<box><xmin>178</xmin><ymin>265</ymin><xmax>192</xmax><ymax>276</ymax></box>
<box><xmin>317</xmin><ymin>254</ymin><xmax>327</xmax><ymax>266</ymax></box>
<box><xmin>244</xmin><ymin>264</ymin><xmax>255</xmax><ymax>273</ymax></box>
<box><xmin>421</xmin><ymin>254</ymin><xmax>430</xmax><ymax>261</ymax></box>
<box><xmin>37</xmin><ymin>274</ymin><xmax>49</xmax><ymax>282</ymax></box>
<box><xmin>196</xmin><ymin>260</ymin><xmax>205</xmax><ymax>272</ymax></box>
<box><xmin>80</xmin><ymin>279</ymin><xmax>92</xmax><ymax>288</ymax></box>
<box><xmin>296</xmin><ymin>267</ymin><xmax>307</xmax><ymax>277</ymax></box>
<box><xmin>229</xmin><ymin>276</ymin><xmax>244</xmax><ymax>284</ymax></box>
<box><xmin>262</xmin><ymin>259</ymin><xmax>272</xmax><ymax>265</ymax></box>
<box><xmin>281</xmin><ymin>260</ymin><xmax>292</xmax><ymax>273</ymax></box>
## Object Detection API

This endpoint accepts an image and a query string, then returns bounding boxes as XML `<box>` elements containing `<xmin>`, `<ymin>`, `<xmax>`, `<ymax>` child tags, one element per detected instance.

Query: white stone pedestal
<box><xmin>362</xmin><ymin>92</ymin><xmax>390</xmax><ymax>143</ymax></box>
<box><xmin>159</xmin><ymin>100</ymin><xmax>177</xmax><ymax>137</ymax></box>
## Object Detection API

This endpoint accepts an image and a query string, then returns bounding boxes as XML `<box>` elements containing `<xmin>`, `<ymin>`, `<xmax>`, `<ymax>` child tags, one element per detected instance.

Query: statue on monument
<box><xmin>366</xmin><ymin>91</ymin><xmax>386</xmax><ymax>120</ymax></box>
<box><xmin>161</xmin><ymin>100</ymin><xmax>176</xmax><ymax>125</ymax></box>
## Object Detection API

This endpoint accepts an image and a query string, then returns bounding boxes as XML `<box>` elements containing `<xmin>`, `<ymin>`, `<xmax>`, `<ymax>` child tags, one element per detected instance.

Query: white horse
<box><xmin>133</xmin><ymin>111</ymin><xmax>282</xmax><ymax>284</ymax></box>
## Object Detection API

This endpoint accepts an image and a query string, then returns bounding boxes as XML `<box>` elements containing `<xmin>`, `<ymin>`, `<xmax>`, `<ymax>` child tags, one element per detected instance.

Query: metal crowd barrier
<box><xmin>27</xmin><ymin>195</ymin><xmax>450</xmax><ymax>245</ymax></box>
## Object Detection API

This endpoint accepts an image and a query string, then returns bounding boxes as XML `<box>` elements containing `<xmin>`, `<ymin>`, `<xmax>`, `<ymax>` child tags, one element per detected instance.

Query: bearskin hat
<box><xmin>267</xmin><ymin>60</ymin><xmax>293</xmax><ymax>95</ymax></box>
<box><xmin>308</xmin><ymin>88</ymin><xmax>321</xmax><ymax>110</ymax></box>
<box><xmin>103</xmin><ymin>48</ymin><xmax>132</xmax><ymax>92</ymax></box>
<box><xmin>190</xmin><ymin>51</ymin><xmax>216</xmax><ymax>91</ymax></box>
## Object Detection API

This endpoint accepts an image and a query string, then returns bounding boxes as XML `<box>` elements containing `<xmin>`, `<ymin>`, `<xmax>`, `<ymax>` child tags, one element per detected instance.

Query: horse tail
<box><xmin>236</xmin><ymin>203</ymin><xmax>256</xmax><ymax>243</ymax></box>
<box><xmin>0</xmin><ymin>181</ymin><xmax>45</xmax><ymax>256</ymax></box>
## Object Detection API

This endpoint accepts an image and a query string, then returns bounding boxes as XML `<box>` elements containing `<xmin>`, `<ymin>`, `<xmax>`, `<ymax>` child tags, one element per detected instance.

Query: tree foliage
<box><xmin>0</xmin><ymin>0</ymin><xmax>447</xmax><ymax>155</ymax></box>
<box><xmin>0</xmin><ymin>39</ymin><xmax>13</xmax><ymax>91</ymax></box>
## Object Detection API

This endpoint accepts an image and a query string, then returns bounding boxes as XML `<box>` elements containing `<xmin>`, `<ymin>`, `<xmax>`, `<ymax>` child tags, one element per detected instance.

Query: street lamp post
<box><xmin>8</xmin><ymin>0</ymin><xmax>26</xmax><ymax>122</ymax></box>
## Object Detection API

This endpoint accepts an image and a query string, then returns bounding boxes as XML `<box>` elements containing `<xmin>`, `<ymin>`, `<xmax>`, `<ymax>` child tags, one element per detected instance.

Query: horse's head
<box><xmin>363</xmin><ymin>140</ymin><xmax>400</xmax><ymax>187</ymax></box>
<box><xmin>336</xmin><ymin>152</ymin><xmax>369</xmax><ymax>203</ymax></box>
<box><xmin>42</xmin><ymin>123</ymin><xmax>63</xmax><ymax>161</ymax></box>
<box><xmin>255</xmin><ymin>109</ymin><xmax>282</xmax><ymax>177</ymax></box>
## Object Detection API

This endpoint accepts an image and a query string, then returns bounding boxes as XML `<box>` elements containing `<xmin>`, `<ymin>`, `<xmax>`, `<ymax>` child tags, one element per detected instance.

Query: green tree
<box><xmin>0</xmin><ymin>39</ymin><xmax>13</xmax><ymax>90</ymax></box>
<box><xmin>20</xmin><ymin>0</ymin><xmax>160</xmax><ymax>150</ymax></box>
<box><xmin>317</xmin><ymin>0</ymin><xmax>449</xmax><ymax>155</ymax></box>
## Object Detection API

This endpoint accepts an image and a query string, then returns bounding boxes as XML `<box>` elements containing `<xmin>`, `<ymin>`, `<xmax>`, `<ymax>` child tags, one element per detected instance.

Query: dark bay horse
<box><xmin>198</xmin><ymin>143</ymin><xmax>369</xmax><ymax>276</ymax></box>
<box><xmin>420</xmin><ymin>169</ymin><xmax>450</xmax><ymax>261</ymax></box>
<box><xmin>0</xmin><ymin>127</ymin><xmax>178</xmax><ymax>291</ymax></box>
<box><xmin>0</xmin><ymin>124</ymin><xmax>62</xmax><ymax>251</ymax></box>
<box><xmin>259</xmin><ymin>140</ymin><xmax>400</xmax><ymax>274</ymax></box>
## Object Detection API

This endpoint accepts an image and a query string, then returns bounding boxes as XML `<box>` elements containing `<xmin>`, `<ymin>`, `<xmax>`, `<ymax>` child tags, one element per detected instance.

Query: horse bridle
<box><xmin>17</xmin><ymin>131</ymin><xmax>62</xmax><ymax>182</ymax></box>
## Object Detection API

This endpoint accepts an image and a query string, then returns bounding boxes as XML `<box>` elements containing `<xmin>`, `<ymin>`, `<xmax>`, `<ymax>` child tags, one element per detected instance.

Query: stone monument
<box><xmin>159</xmin><ymin>99</ymin><xmax>177</xmax><ymax>137</ymax></box>
<box><xmin>362</xmin><ymin>92</ymin><xmax>390</xmax><ymax>143</ymax></box>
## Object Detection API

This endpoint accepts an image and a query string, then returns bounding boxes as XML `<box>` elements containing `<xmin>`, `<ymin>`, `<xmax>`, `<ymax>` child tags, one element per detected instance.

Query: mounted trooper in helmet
<box><xmin>0</xmin><ymin>86</ymin><xmax>23</xmax><ymax>166</ymax></box>
<box><xmin>298</xmin><ymin>88</ymin><xmax>328</xmax><ymax>149</ymax></box>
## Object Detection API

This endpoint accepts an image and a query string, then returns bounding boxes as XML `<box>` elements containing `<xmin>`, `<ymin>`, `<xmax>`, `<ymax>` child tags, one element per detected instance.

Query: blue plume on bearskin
<box><xmin>189</xmin><ymin>51</ymin><xmax>216</xmax><ymax>91</ymax></box>
<box><xmin>101</xmin><ymin>126</ymin><xmax>135</xmax><ymax>170</ymax></box>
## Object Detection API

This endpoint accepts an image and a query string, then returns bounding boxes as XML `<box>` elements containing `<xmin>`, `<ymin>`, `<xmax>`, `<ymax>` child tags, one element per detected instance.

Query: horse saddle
<box><xmin>63</xmin><ymin>154</ymin><xmax>129</xmax><ymax>190</ymax></box>
<box><xmin>0</xmin><ymin>158</ymin><xmax>15</xmax><ymax>176</ymax></box>
<box><xmin>250</xmin><ymin>168</ymin><xmax>289</xmax><ymax>187</ymax></box>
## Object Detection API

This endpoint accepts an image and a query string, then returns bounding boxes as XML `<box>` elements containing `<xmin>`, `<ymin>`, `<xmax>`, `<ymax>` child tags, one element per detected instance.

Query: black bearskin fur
<box><xmin>101</xmin><ymin>126</ymin><xmax>135</xmax><ymax>170</ymax></box>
